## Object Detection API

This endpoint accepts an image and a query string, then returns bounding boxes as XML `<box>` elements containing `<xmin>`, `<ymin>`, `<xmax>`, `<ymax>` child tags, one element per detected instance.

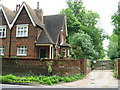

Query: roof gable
<box><xmin>44</xmin><ymin>14</ymin><xmax>65</xmax><ymax>44</ymax></box>
<box><xmin>11</xmin><ymin>2</ymin><xmax>43</xmax><ymax>29</ymax></box>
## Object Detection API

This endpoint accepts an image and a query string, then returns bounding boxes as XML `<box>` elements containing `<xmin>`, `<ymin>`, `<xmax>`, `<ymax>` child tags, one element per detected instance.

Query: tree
<box><xmin>71</xmin><ymin>32</ymin><xmax>99</xmax><ymax>59</ymax></box>
<box><xmin>111</xmin><ymin>2</ymin><xmax>120</xmax><ymax>58</ymax></box>
<box><xmin>107</xmin><ymin>34</ymin><xmax>118</xmax><ymax>59</ymax></box>
<box><xmin>60</xmin><ymin>0</ymin><xmax>106</xmax><ymax>59</ymax></box>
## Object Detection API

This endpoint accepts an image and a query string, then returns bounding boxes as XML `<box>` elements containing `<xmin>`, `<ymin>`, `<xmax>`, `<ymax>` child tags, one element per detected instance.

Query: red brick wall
<box><xmin>10</xmin><ymin>7</ymin><xmax>42</xmax><ymax>58</ymax></box>
<box><xmin>2</xmin><ymin>58</ymin><xmax>87</xmax><ymax>76</ymax></box>
<box><xmin>0</xmin><ymin>11</ymin><xmax>10</xmax><ymax>57</ymax></box>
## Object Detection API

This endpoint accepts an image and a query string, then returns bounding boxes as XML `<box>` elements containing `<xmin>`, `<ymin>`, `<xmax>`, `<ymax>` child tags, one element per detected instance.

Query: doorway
<box><xmin>40</xmin><ymin>48</ymin><xmax>46</xmax><ymax>58</ymax></box>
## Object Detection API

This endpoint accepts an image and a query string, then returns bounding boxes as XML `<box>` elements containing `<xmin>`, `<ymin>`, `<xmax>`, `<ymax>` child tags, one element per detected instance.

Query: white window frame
<box><xmin>0</xmin><ymin>26</ymin><xmax>6</xmax><ymax>38</ymax></box>
<box><xmin>17</xmin><ymin>46</ymin><xmax>27</xmax><ymax>56</ymax></box>
<box><xmin>16</xmin><ymin>24</ymin><xmax>28</xmax><ymax>37</ymax></box>
<box><xmin>0</xmin><ymin>46</ymin><xmax>4</xmax><ymax>56</ymax></box>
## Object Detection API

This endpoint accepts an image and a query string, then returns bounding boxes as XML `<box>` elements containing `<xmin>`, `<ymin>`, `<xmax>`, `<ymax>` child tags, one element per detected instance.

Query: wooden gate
<box><xmin>91</xmin><ymin>60</ymin><xmax>114</xmax><ymax>70</ymax></box>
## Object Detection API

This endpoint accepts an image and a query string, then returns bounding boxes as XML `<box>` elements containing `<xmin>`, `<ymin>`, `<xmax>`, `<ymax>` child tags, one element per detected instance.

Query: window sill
<box><xmin>17</xmin><ymin>54</ymin><xmax>27</xmax><ymax>56</ymax></box>
<box><xmin>0</xmin><ymin>55</ymin><xmax>4</xmax><ymax>56</ymax></box>
<box><xmin>0</xmin><ymin>37</ymin><xmax>6</xmax><ymax>39</ymax></box>
<box><xmin>16</xmin><ymin>36</ymin><xmax>28</xmax><ymax>38</ymax></box>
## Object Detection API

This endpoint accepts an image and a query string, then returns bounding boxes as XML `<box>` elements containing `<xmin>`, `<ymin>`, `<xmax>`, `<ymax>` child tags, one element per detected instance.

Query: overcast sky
<box><xmin>0</xmin><ymin>0</ymin><xmax>119</xmax><ymax>49</ymax></box>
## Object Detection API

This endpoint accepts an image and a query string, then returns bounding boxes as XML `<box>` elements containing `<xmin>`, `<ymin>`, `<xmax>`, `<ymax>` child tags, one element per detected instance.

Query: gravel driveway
<box><xmin>41</xmin><ymin>70</ymin><xmax>119</xmax><ymax>88</ymax></box>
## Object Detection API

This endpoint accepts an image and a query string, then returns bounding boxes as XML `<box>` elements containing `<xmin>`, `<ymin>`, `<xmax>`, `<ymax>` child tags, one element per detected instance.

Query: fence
<box><xmin>116</xmin><ymin>58</ymin><xmax>120</xmax><ymax>76</ymax></box>
<box><xmin>1</xmin><ymin>58</ymin><xmax>87</xmax><ymax>76</ymax></box>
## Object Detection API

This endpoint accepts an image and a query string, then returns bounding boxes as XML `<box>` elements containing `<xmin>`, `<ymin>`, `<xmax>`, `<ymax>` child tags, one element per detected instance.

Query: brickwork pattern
<box><xmin>2</xmin><ymin>58</ymin><xmax>87</xmax><ymax>76</ymax></box>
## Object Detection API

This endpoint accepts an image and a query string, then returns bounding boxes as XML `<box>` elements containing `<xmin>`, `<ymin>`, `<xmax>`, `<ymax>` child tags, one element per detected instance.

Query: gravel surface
<box><xmin>40</xmin><ymin>70</ymin><xmax>119</xmax><ymax>88</ymax></box>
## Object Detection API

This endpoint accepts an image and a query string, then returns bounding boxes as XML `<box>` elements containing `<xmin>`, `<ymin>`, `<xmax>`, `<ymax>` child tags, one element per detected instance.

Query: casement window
<box><xmin>17</xmin><ymin>46</ymin><xmax>27</xmax><ymax>56</ymax></box>
<box><xmin>62</xmin><ymin>48</ymin><xmax>66</xmax><ymax>57</ymax></box>
<box><xmin>0</xmin><ymin>26</ymin><xmax>6</xmax><ymax>38</ymax></box>
<box><xmin>0</xmin><ymin>46</ymin><xmax>4</xmax><ymax>56</ymax></box>
<box><xmin>16</xmin><ymin>25</ymin><xmax>28</xmax><ymax>37</ymax></box>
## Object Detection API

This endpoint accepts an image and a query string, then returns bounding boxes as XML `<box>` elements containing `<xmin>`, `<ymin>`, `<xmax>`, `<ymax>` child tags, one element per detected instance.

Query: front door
<box><xmin>40</xmin><ymin>48</ymin><xmax>46</xmax><ymax>58</ymax></box>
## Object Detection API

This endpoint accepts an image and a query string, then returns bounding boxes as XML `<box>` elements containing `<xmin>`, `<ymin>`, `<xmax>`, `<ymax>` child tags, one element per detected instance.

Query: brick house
<box><xmin>0</xmin><ymin>2</ymin><xmax>70</xmax><ymax>59</ymax></box>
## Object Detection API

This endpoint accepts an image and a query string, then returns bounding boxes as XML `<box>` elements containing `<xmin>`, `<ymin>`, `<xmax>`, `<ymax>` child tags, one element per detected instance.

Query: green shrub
<box><xmin>0</xmin><ymin>73</ymin><xmax>84</xmax><ymax>85</ymax></box>
<box><xmin>113</xmin><ymin>68</ymin><xmax>120</xmax><ymax>78</ymax></box>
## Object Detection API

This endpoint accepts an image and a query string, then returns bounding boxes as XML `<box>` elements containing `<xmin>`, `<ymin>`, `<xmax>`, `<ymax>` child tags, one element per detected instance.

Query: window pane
<box><xmin>24</xmin><ymin>31</ymin><xmax>27</xmax><ymax>35</ymax></box>
<box><xmin>0</xmin><ymin>32</ymin><xmax>2</xmax><ymax>36</ymax></box>
<box><xmin>3</xmin><ymin>31</ymin><xmax>5</xmax><ymax>37</ymax></box>
<box><xmin>18</xmin><ymin>27</ymin><xmax>20</xmax><ymax>30</ymax></box>
<box><xmin>18</xmin><ymin>31</ymin><xmax>20</xmax><ymax>36</ymax></box>
<box><xmin>21</xmin><ymin>27</ymin><xmax>23</xmax><ymax>30</ymax></box>
<box><xmin>21</xmin><ymin>31</ymin><xmax>23</xmax><ymax>35</ymax></box>
<box><xmin>23</xmin><ymin>50</ymin><xmax>25</xmax><ymax>54</ymax></box>
<box><xmin>18</xmin><ymin>49</ymin><xmax>20</xmax><ymax>54</ymax></box>
<box><xmin>2</xmin><ymin>49</ymin><xmax>4</xmax><ymax>55</ymax></box>
<box><xmin>0</xmin><ymin>49</ymin><xmax>1</xmax><ymax>55</ymax></box>
<box><xmin>0</xmin><ymin>46</ymin><xmax>4</xmax><ymax>55</ymax></box>
<box><xmin>24</xmin><ymin>27</ymin><xmax>27</xmax><ymax>30</ymax></box>
<box><xmin>0</xmin><ymin>29</ymin><xmax>2</xmax><ymax>37</ymax></box>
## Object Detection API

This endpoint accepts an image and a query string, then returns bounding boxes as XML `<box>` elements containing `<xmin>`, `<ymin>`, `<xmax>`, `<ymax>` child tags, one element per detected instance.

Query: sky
<box><xmin>0</xmin><ymin>0</ymin><xmax>119</xmax><ymax>49</ymax></box>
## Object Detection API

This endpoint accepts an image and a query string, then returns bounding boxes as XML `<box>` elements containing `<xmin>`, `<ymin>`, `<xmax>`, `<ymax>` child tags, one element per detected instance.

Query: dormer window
<box><xmin>16</xmin><ymin>24</ymin><xmax>28</xmax><ymax>37</ymax></box>
<box><xmin>0</xmin><ymin>26</ymin><xmax>6</xmax><ymax>38</ymax></box>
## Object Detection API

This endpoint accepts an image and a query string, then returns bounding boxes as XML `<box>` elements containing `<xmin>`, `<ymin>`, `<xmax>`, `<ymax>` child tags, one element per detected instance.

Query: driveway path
<box><xmin>42</xmin><ymin>70</ymin><xmax>119</xmax><ymax>88</ymax></box>
<box><xmin>1</xmin><ymin>70</ymin><xmax>119</xmax><ymax>88</ymax></box>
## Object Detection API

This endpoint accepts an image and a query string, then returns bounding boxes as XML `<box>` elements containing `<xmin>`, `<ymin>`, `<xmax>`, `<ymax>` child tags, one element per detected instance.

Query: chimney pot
<box><xmin>16</xmin><ymin>4</ymin><xmax>20</xmax><ymax>11</ymax></box>
<box><xmin>37</xmin><ymin>2</ymin><xmax>39</xmax><ymax>9</ymax></box>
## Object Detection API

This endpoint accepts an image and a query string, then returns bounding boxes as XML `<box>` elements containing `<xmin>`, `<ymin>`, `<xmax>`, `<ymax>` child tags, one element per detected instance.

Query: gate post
<box><xmin>80</xmin><ymin>58</ymin><xmax>87</xmax><ymax>75</ymax></box>
<box><xmin>117</xmin><ymin>58</ymin><xmax>120</xmax><ymax>76</ymax></box>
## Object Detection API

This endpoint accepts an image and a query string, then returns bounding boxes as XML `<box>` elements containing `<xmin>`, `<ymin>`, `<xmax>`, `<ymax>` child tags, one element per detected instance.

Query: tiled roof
<box><xmin>44</xmin><ymin>14</ymin><xmax>65</xmax><ymax>44</ymax></box>
<box><xmin>36</xmin><ymin>28</ymin><xmax>54</xmax><ymax>44</ymax></box>
<box><xmin>2</xmin><ymin>5</ymin><xmax>16</xmax><ymax>24</ymax></box>
<box><xmin>25</xmin><ymin>3</ymin><xmax>43</xmax><ymax>28</ymax></box>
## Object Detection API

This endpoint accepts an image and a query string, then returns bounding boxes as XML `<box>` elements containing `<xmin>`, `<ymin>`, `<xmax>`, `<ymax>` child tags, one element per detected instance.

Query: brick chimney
<box><xmin>37</xmin><ymin>2</ymin><xmax>39</xmax><ymax>9</ymax></box>
<box><xmin>16</xmin><ymin>4</ymin><xmax>20</xmax><ymax>11</ymax></box>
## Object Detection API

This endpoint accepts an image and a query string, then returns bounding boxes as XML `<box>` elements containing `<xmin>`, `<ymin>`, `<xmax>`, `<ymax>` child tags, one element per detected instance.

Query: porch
<box><xmin>36</xmin><ymin>44</ymin><xmax>54</xmax><ymax>59</ymax></box>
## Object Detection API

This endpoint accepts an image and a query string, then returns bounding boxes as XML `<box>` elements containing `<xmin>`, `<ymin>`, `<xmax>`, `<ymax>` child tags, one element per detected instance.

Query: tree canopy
<box><xmin>60</xmin><ymin>0</ymin><xmax>106</xmax><ymax>59</ymax></box>
<box><xmin>107</xmin><ymin>34</ymin><xmax>118</xmax><ymax>59</ymax></box>
<box><xmin>107</xmin><ymin>3</ymin><xmax>120</xmax><ymax>59</ymax></box>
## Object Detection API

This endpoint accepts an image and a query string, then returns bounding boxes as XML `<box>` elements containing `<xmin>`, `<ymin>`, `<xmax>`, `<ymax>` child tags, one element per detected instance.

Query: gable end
<box><xmin>11</xmin><ymin>3</ymin><xmax>36</xmax><ymax>28</ymax></box>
